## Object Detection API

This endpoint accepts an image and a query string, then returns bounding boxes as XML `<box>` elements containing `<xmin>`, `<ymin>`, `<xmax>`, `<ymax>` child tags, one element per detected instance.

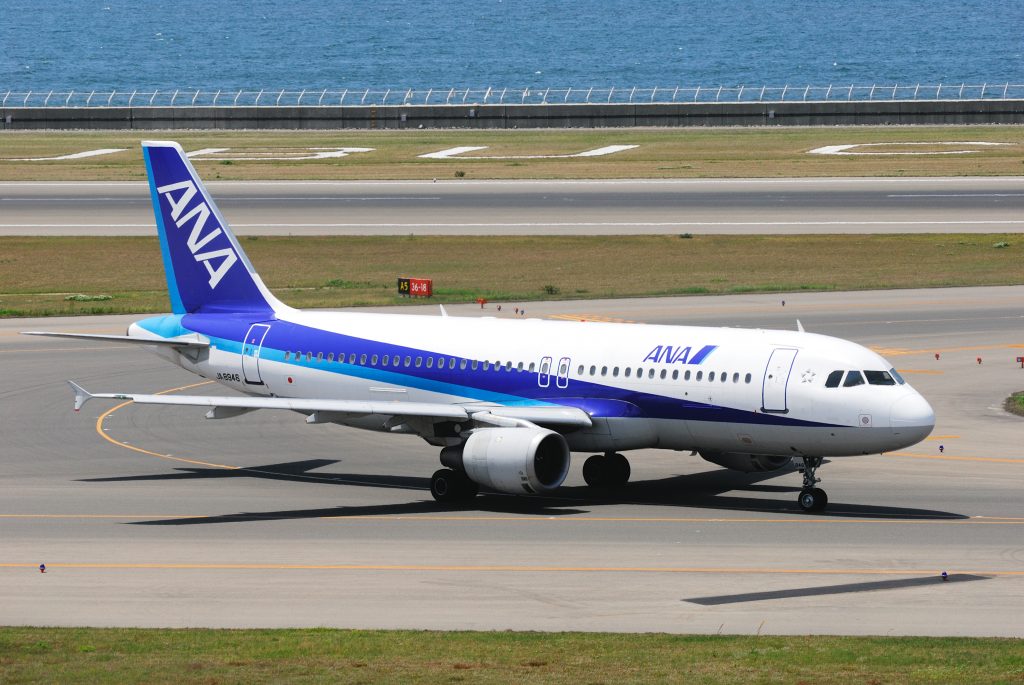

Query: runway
<box><xmin>2</xmin><ymin>177</ymin><xmax>1024</xmax><ymax>235</ymax></box>
<box><xmin>2</xmin><ymin>286</ymin><xmax>1023</xmax><ymax>635</ymax></box>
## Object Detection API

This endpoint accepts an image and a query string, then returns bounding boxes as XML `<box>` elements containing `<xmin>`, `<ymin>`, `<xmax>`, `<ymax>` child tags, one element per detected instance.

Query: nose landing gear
<box><xmin>797</xmin><ymin>456</ymin><xmax>828</xmax><ymax>512</ymax></box>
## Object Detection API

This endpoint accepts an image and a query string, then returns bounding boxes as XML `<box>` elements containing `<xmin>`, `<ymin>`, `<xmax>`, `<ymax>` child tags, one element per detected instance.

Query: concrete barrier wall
<box><xmin>4</xmin><ymin>100</ymin><xmax>1024</xmax><ymax>130</ymax></box>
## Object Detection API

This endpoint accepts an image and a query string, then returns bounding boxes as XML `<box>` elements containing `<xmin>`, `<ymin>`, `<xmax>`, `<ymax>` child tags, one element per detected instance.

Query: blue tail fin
<box><xmin>142</xmin><ymin>141</ymin><xmax>284</xmax><ymax>315</ymax></box>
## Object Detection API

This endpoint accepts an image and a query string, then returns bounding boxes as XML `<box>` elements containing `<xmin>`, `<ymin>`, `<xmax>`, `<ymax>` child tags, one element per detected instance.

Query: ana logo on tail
<box><xmin>156</xmin><ymin>179</ymin><xmax>238</xmax><ymax>289</ymax></box>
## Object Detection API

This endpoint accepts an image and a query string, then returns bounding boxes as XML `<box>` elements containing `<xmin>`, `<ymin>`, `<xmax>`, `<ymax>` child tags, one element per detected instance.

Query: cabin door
<box><xmin>762</xmin><ymin>347</ymin><xmax>798</xmax><ymax>413</ymax></box>
<box><xmin>241</xmin><ymin>323</ymin><xmax>271</xmax><ymax>385</ymax></box>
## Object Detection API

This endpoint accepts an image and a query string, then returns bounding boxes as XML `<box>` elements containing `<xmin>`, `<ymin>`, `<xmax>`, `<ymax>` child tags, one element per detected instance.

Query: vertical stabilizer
<box><xmin>142</xmin><ymin>141</ymin><xmax>285</xmax><ymax>315</ymax></box>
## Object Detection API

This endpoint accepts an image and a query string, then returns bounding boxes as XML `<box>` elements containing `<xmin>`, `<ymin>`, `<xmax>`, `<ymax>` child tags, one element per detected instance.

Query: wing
<box><xmin>66</xmin><ymin>381</ymin><xmax>593</xmax><ymax>430</ymax></box>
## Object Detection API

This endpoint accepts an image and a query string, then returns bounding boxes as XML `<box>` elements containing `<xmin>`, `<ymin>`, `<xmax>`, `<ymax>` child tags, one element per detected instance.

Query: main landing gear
<box><xmin>582</xmin><ymin>452</ymin><xmax>631</xmax><ymax>489</ymax></box>
<box><xmin>797</xmin><ymin>456</ymin><xmax>828</xmax><ymax>512</ymax></box>
<box><xmin>430</xmin><ymin>468</ymin><xmax>479</xmax><ymax>503</ymax></box>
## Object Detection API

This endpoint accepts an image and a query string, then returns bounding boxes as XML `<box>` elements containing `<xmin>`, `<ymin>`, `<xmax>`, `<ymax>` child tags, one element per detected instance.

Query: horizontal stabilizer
<box><xmin>23</xmin><ymin>331</ymin><xmax>209</xmax><ymax>348</ymax></box>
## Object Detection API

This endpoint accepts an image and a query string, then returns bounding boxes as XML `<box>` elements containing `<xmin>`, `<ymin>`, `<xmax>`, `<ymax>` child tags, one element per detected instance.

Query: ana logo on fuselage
<box><xmin>156</xmin><ymin>179</ymin><xmax>237</xmax><ymax>289</ymax></box>
<box><xmin>642</xmin><ymin>344</ymin><xmax>717</xmax><ymax>365</ymax></box>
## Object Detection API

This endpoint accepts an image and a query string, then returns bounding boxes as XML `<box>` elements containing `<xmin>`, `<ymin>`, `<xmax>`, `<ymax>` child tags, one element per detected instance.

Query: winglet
<box><xmin>67</xmin><ymin>380</ymin><xmax>93</xmax><ymax>412</ymax></box>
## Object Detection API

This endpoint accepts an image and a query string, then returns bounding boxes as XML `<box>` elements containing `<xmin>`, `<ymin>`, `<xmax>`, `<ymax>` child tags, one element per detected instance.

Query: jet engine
<box><xmin>699</xmin><ymin>451</ymin><xmax>793</xmax><ymax>473</ymax></box>
<box><xmin>441</xmin><ymin>427</ymin><xmax>570</xmax><ymax>495</ymax></box>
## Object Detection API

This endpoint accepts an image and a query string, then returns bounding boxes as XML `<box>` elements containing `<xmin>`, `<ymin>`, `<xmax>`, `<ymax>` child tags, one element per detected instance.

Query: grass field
<box><xmin>1</xmin><ymin>234</ymin><xmax>1021</xmax><ymax>318</ymax></box>
<box><xmin>2</xmin><ymin>126</ymin><xmax>1024</xmax><ymax>181</ymax></box>
<box><xmin>1</xmin><ymin>628</ymin><xmax>1022</xmax><ymax>684</ymax></box>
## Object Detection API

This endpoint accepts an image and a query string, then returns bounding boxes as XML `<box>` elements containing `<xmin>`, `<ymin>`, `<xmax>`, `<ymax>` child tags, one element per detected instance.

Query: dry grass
<box><xmin>1</xmin><ymin>234</ymin><xmax>1022</xmax><ymax>317</ymax></box>
<box><xmin>1</xmin><ymin>126</ymin><xmax>1023</xmax><ymax>181</ymax></box>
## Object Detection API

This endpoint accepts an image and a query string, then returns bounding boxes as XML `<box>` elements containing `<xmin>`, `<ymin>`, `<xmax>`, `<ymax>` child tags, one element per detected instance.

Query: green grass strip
<box><xmin>1</xmin><ymin>628</ymin><xmax>1022</xmax><ymax>684</ymax></box>
<box><xmin>1</xmin><ymin>234</ymin><xmax>1022</xmax><ymax>318</ymax></box>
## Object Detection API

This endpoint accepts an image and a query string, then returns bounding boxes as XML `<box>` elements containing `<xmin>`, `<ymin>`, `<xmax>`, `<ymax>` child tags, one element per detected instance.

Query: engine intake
<box><xmin>700</xmin><ymin>451</ymin><xmax>793</xmax><ymax>473</ymax></box>
<box><xmin>443</xmin><ymin>427</ymin><xmax>570</xmax><ymax>495</ymax></box>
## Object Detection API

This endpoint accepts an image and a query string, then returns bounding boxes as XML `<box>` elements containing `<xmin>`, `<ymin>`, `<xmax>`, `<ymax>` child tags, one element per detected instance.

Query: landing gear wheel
<box><xmin>796</xmin><ymin>456</ymin><xmax>827</xmax><ymax>512</ymax></box>
<box><xmin>606</xmin><ymin>452</ymin><xmax>631</xmax><ymax>487</ymax></box>
<box><xmin>582</xmin><ymin>453</ymin><xmax>631</xmax><ymax>488</ymax></box>
<box><xmin>798</xmin><ymin>487</ymin><xmax>828</xmax><ymax>512</ymax></box>
<box><xmin>430</xmin><ymin>468</ymin><xmax>478</xmax><ymax>503</ymax></box>
<box><xmin>582</xmin><ymin>455</ymin><xmax>607</xmax><ymax>487</ymax></box>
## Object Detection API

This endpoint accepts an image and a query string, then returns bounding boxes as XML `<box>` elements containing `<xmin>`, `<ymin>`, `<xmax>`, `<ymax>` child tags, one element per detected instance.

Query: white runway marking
<box><xmin>419</xmin><ymin>145</ymin><xmax>638</xmax><ymax>159</ymax></box>
<box><xmin>187</xmin><ymin>147</ymin><xmax>376</xmax><ymax>161</ymax></box>
<box><xmin>809</xmin><ymin>142</ymin><xmax>1011</xmax><ymax>156</ymax></box>
<box><xmin>7</xmin><ymin>148</ymin><xmax>127</xmax><ymax>161</ymax></box>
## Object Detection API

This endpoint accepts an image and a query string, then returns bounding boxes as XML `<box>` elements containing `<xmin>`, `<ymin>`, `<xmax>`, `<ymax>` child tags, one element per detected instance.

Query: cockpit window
<box><xmin>825</xmin><ymin>370</ymin><xmax>844</xmax><ymax>388</ymax></box>
<box><xmin>865</xmin><ymin>370</ymin><xmax>896</xmax><ymax>386</ymax></box>
<box><xmin>843</xmin><ymin>370</ymin><xmax>865</xmax><ymax>387</ymax></box>
<box><xmin>889</xmin><ymin>368</ymin><xmax>906</xmax><ymax>385</ymax></box>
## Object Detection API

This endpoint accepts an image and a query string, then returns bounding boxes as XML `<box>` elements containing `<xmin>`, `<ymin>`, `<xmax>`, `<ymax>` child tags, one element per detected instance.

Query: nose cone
<box><xmin>890</xmin><ymin>393</ymin><xmax>935</xmax><ymax>445</ymax></box>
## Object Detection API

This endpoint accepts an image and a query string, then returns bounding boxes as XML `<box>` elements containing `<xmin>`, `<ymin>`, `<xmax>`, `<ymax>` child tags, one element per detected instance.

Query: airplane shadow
<box><xmin>83</xmin><ymin>456</ymin><xmax>969</xmax><ymax>526</ymax></box>
<box><xmin>683</xmin><ymin>573</ymin><xmax>992</xmax><ymax>605</ymax></box>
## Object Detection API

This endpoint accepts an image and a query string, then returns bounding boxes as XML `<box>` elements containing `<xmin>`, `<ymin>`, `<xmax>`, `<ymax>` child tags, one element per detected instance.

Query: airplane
<box><xmin>25</xmin><ymin>141</ymin><xmax>936</xmax><ymax>513</ymax></box>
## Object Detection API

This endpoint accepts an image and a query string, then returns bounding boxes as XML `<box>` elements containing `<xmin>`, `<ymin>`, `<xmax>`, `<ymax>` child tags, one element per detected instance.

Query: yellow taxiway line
<box><xmin>1</xmin><ymin>562</ymin><xmax>1022</xmax><ymax>576</ymax></box>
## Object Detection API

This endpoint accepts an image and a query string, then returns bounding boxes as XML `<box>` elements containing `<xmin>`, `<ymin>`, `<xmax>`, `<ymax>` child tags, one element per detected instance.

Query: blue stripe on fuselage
<box><xmin>179</xmin><ymin>313</ymin><xmax>839</xmax><ymax>428</ymax></box>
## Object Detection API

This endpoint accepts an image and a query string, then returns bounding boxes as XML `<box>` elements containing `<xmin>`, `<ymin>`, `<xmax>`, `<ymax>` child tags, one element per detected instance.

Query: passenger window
<box><xmin>371</xmin><ymin>355</ymin><xmax>378</xmax><ymax>365</ymax></box>
<box><xmin>393</xmin><ymin>356</ymin><xmax>401</xmax><ymax>367</ymax></box>
<box><xmin>825</xmin><ymin>370</ymin><xmax>844</xmax><ymax>388</ymax></box>
<box><xmin>844</xmin><ymin>370</ymin><xmax>865</xmax><ymax>387</ymax></box>
<box><xmin>721</xmin><ymin>373</ymin><xmax>727</xmax><ymax>383</ymax></box>
<box><xmin>649</xmin><ymin>369</ymin><xmax>655</xmax><ymax>379</ymax></box>
<box><xmin>744</xmin><ymin>373</ymin><xmax>751</xmax><ymax>383</ymax></box>
<box><xmin>415</xmin><ymin>357</ymin><xmax>423</xmax><ymax>367</ymax></box>
<box><xmin>865</xmin><ymin>370</ymin><xmax>896</xmax><ymax>386</ymax></box>
<box><xmin>426</xmin><ymin>357</ymin><xmax>434</xmax><ymax>369</ymax></box>
<box><xmin>349</xmin><ymin>354</ymin><xmax>356</xmax><ymax>364</ymax></box>
<box><xmin>404</xmin><ymin>356</ymin><xmax>411</xmax><ymax>367</ymax></box>
<box><xmin>709</xmin><ymin>371</ymin><xmax>715</xmax><ymax>382</ymax></box>
<box><xmin>317</xmin><ymin>352</ymin><xmax>323</xmax><ymax>362</ymax></box>
<box><xmin>636</xmin><ymin>367</ymin><xmax>642</xmax><ymax>378</ymax></box>
<box><xmin>696</xmin><ymin>371</ymin><xmax>703</xmax><ymax>381</ymax></box>
<box><xmin>601</xmin><ymin>366</ymin><xmax>608</xmax><ymax>376</ymax></box>
<box><xmin>589</xmin><ymin>365</ymin><xmax>596</xmax><ymax>375</ymax></box>
<box><xmin>625</xmin><ymin>368</ymin><xmax>632</xmax><ymax>378</ymax></box>
<box><xmin>660</xmin><ymin>369</ymin><xmax>666</xmax><ymax>379</ymax></box>
<box><xmin>890</xmin><ymin>367</ymin><xmax>906</xmax><ymax>385</ymax></box>
<box><xmin>672</xmin><ymin>370</ymin><xmax>678</xmax><ymax>380</ymax></box>
<box><xmin>437</xmin><ymin>357</ymin><xmax>444</xmax><ymax>368</ymax></box>
<box><xmin>284</xmin><ymin>352</ymin><xmax>291</xmax><ymax>361</ymax></box>
<box><xmin>460</xmin><ymin>359</ymin><xmax>467</xmax><ymax>370</ymax></box>
<box><xmin>528</xmin><ymin>362</ymin><xmax>535</xmax><ymax>372</ymax></box>
<box><xmin>451</xmin><ymin>359</ymin><xmax>457</xmax><ymax>370</ymax></box>
<box><xmin>483</xmin><ymin>362</ymin><xmax>490</xmax><ymax>371</ymax></box>
<box><xmin>359</xmin><ymin>354</ymin><xmax>367</xmax><ymax>365</ymax></box>
<box><xmin>507</xmin><ymin>361</ymin><xmax>514</xmax><ymax>372</ymax></box>
<box><xmin>732</xmin><ymin>372</ymin><xmax>739</xmax><ymax>383</ymax></box>
<box><xmin>472</xmin><ymin>361</ymin><xmax>479</xmax><ymax>370</ymax></box>
<box><xmin>613</xmin><ymin>367</ymin><xmax>619</xmax><ymax>377</ymax></box>
<box><xmin>685</xmin><ymin>370</ymin><xmax>691</xmax><ymax>381</ymax></box>
<box><xmin>306</xmin><ymin>352</ymin><xmax>312</xmax><ymax>362</ymax></box>
<box><xmin>327</xmin><ymin>353</ymin><xmax>334</xmax><ymax>362</ymax></box>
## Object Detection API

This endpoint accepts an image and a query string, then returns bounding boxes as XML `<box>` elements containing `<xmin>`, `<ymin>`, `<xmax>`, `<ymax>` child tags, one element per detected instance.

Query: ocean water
<box><xmin>1</xmin><ymin>0</ymin><xmax>1022</xmax><ymax>91</ymax></box>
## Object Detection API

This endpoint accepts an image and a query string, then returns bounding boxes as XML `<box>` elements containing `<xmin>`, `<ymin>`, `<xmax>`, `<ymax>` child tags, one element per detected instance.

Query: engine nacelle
<box><xmin>700</xmin><ymin>451</ymin><xmax>793</xmax><ymax>473</ymax></box>
<box><xmin>444</xmin><ymin>427</ymin><xmax>570</xmax><ymax>495</ymax></box>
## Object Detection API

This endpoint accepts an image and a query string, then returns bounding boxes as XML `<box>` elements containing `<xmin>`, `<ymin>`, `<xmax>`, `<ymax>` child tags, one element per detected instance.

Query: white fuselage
<box><xmin>135</xmin><ymin>309</ymin><xmax>935</xmax><ymax>459</ymax></box>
